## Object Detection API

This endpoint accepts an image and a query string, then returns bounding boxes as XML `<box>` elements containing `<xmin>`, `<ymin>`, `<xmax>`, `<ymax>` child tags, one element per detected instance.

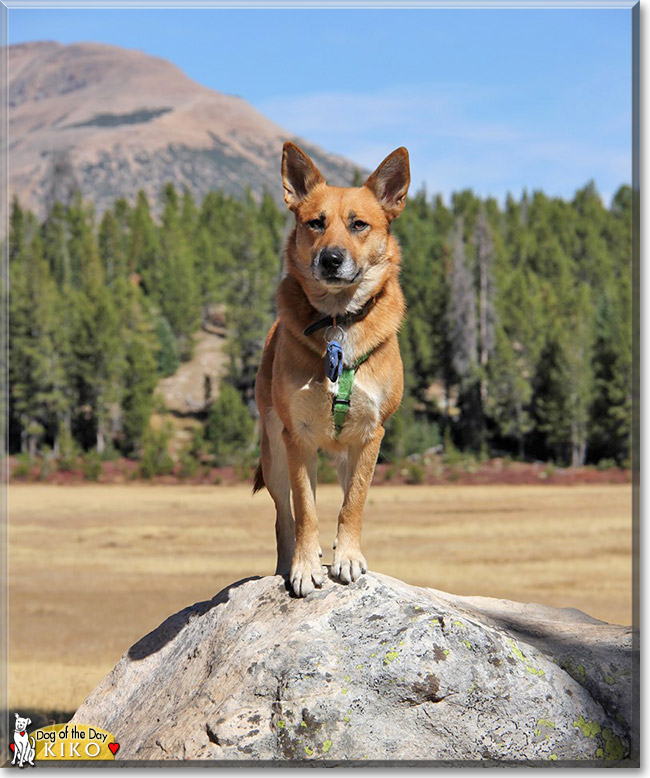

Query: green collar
<box><xmin>332</xmin><ymin>350</ymin><xmax>372</xmax><ymax>438</ymax></box>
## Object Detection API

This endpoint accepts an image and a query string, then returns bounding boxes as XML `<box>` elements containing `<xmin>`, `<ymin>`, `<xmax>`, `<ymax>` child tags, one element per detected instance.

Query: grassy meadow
<box><xmin>9</xmin><ymin>482</ymin><xmax>632</xmax><ymax>716</ymax></box>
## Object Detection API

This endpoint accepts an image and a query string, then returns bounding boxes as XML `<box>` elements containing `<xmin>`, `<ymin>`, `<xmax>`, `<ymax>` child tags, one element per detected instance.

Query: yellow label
<box><xmin>32</xmin><ymin>723</ymin><xmax>117</xmax><ymax>761</ymax></box>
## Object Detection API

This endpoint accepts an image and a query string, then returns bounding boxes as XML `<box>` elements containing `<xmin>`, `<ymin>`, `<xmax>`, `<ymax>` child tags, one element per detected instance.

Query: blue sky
<box><xmin>9</xmin><ymin>7</ymin><xmax>633</xmax><ymax>204</ymax></box>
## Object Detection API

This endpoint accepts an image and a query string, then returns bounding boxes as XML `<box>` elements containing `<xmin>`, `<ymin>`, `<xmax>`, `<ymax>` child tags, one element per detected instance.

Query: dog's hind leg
<box><xmin>261</xmin><ymin>409</ymin><xmax>295</xmax><ymax>575</ymax></box>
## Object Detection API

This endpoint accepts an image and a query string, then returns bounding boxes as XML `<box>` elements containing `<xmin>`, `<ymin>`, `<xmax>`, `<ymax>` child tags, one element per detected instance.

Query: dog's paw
<box><xmin>290</xmin><ymin>549</ymin><xmax>325</xmax><ymax>597</ymax></box>
<box><xmin>331</xmin><ymin>543</ymin><xmax>367</xmax><ymax>584</ymax></box>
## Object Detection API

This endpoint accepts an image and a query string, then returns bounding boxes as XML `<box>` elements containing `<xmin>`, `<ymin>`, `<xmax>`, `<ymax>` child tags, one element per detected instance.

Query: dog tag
<box><xmin>325</xmin><ymin>340</ymin><xmax>344</xmax><ymax>382</ymax></box>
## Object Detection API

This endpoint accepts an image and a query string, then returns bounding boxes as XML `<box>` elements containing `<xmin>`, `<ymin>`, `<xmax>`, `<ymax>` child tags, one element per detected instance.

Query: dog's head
<box><xmin>15</xmin><ymin>714</ymin><xmax>31</xmax><ymax>734</ymax></box>
<box><xmin>282</xmin><ymin>142</ymin><xmax>409</xmax><ymax>310</ymax></box>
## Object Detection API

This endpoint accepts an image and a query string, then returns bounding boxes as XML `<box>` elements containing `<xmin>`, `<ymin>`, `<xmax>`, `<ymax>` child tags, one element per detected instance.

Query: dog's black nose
<box><xmin>319</xmin><ymin>247</ymin><xmax>346</xmax><ymax>273</ymax></box>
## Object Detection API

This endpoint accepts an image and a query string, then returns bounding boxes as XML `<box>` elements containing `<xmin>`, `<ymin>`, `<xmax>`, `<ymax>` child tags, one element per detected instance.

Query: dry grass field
<box><xmin>9</xmin><ymin>482</ymin><xmax>633</xmax><ymax>715</ymax></box>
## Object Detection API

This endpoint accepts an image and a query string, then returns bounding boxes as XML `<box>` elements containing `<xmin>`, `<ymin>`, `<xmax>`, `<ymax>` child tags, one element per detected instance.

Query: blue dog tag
<box><xmin>325</xmin><ymin>340</ymin><xmax>344</xmax><ymax>382</ymax></box>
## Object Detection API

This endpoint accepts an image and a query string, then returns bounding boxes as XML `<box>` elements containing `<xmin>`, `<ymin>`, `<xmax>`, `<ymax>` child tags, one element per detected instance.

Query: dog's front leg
<box><xmin>332</xmin><ymin>427</ymin><xmax>384</xmax><ymax>583</ymax></box>
<box><xmin>283</xmin><ymin>429</ymin><xmax>323</xmax><ymax>597</ymax></box>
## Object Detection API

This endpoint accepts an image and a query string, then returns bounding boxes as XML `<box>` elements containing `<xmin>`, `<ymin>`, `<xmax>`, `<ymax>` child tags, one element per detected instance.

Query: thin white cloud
<box><xmin>259</xmin><ymin>84</ymin><xmax>522</xmax><ymax>145</ymax></box>
<box><xmin>256</xmin><ymin>83</ymin><xmax>630</xmax><ymax>201</ymax></box>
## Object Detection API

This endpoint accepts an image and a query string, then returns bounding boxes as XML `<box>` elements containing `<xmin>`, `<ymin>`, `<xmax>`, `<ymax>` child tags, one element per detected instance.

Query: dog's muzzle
<box><xmin>312</xmin><ymin>247</ymin><xmax>360</xmax><ymax>285</ymax></box>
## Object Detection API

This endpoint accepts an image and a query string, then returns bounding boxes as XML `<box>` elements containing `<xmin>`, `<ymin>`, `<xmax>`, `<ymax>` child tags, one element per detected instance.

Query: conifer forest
<box><xmin>8</xmin><ymin>179</ymin><xmax>632</xmax><ymax>477</ymax></box>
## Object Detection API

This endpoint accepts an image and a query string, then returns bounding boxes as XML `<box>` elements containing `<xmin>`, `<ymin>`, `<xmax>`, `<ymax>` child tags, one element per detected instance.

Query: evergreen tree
<box><xmin>588</xmin><ymin>290</ymin><xmax>631</xmax><ymax>464</ymax></box>
<box><xmin>129</xmin><ymin>190</ymin><xmax>160</xmax><ymax>279</ymax></box>
<box><xmin>67</xmin><ymin>214</ymin><xmax>123</xmax><ymax>452</ymax></box>
<box><xmin>98</xmin><ymin>209</ymin><xmax>127</xmax><ymax>287</ymax></box>
<box><xmin>41</xmin><ymin>202</ymin><xmax>71</xmax><ymax>287</ymax></box>
<box><xmin>118</xmin><ymin>282</ymin><xmax>160</xmax><ymax>455</ymax></box>
<box><xmin>447</xmin><ymin>217</ymin><xmax>477</xmax><ymax>383</ymax></box>
<box><xmin>158</xmin><ymin>183</ymin><xmax>201</xmax><ymax>358</ymax></box>
<box><xmin>224</xmin><ymin>193</ymin><xmax>279</xmax><ymax>409</ymax></box>
<box><xmin>9</xmin><ymin>233</ymin><xmax>68</xmax><ymax>454</ymax></box>
<box><xmin>153</xmin><ymin>315</ymin><xmax>180</xmax><ymax>377</ymax></box>
<box><xmin>474</xmin><ymin>206</ymin><xmax>497</xmax><ymax>407</ymax></box>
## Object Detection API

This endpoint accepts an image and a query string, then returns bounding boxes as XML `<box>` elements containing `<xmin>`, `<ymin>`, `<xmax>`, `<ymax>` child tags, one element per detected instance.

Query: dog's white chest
<box><xmin>289</xmin><ymin>368</ymin><xmax>382</xmax><ymax>449</ymax></box>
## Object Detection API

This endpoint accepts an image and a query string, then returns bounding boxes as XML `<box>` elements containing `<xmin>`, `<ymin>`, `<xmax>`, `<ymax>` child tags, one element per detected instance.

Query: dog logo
<box><xmin>10</xmin><ymin>714</ymin><xmax>35</xmax><ymax>768</ymax></box>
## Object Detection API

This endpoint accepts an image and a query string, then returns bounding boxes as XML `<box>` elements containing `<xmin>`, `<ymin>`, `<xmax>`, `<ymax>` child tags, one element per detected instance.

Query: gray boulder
<box><xmin>72</xmin><ymin>571</ymin><xmax>638</xmax><ymax>764</ymax></box>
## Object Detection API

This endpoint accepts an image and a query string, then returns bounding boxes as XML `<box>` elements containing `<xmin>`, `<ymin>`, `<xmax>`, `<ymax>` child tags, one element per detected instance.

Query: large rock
<box><xmin>72</xmin><ymin>572</ymin><xmax>638</xmax><ymax>764</ymax></box>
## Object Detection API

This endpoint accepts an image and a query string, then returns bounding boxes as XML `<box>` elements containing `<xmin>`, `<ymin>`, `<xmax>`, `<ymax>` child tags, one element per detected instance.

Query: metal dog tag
<box><xmin>325</xmin><ymin>340</ymin><xmax>344</xmax><ymax>382</ymax></box>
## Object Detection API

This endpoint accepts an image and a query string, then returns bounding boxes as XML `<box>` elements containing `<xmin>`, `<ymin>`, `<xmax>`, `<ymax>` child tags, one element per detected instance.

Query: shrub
<box><xmin>382</xmin><ymin>404</ymin><xmax>441</xmax><ymax>462</ymax></box>
<box><xmin>13</xmin><ymin>453</ymin><xmax>32</xmax><ymax>479</ymax></box>
<box><xmin>406</xmin><ymin>462</ymin><xmax>425</xmax><ymax>485</ymax></box>
<box><xmin>139</xmin><ymin>423</ymin><xmax>174</xmax><ymax>478</ymax></box>
<box><xmin>100</xmin><ymin>442</ymin><xmax>121</xmax><ymax>462</ymax></box>
<box><xmin>442</xmin><ymin>427</ymin><xmax>463</xmax><ymax>466</ymax></box>
<box><xmin>189</xmin><ymin>426</ymin><xmax>208</xmax><ymax>461</ymax></box>
<box><xmin>38</xmin><ymin>446</ymin><xmax>56</xmax><ymax>480</ymax></box>
<box><xmin>204</xmin><ymin>383</ymin><xmax>254</xmax><ymax>467</ymax></box>
<box><xmin>57</xmin><ymin>428</ymin><xmax>80</xmax><ymax>471</ymax></box>
<box><xmin>463</xmin><ymin>456</ymin><xmax>478</xmax><ymax>474</ymax></box>
<box><xmin>178</xmin><ymin>445</ymin><xmax>200</xmax><ymax>478</ymax></box>
<box><xmin>82</xmin><ymin>451</ymin><xmax>102</xmax><ymax>481</ymax></box>
<box><xmin>540</xmin><ymin>462</ymin><xmax>556</xmax><ymax>480</ymax></box>
<box><xmin>234</xmin><ymin>457</ymin><xmax>256</xmax><ymax>482</ymax></box>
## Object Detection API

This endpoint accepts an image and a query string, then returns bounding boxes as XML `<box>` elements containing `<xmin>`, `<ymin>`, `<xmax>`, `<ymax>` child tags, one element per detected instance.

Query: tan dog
<box><xmin>254</xmin><ymin>142</ymin><xmax>410</xmax><ymax>597</ymax></box>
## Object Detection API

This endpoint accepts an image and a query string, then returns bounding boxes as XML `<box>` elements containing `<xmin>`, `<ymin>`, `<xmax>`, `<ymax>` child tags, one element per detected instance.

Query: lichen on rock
<box><xmin>72</xmin><ymin>571</ymin><xmax>638</xmax><ymax>764</ymax></box>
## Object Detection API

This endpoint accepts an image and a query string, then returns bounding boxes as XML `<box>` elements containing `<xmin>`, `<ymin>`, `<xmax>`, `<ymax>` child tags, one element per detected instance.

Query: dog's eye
<box><xmin>307</xmin><ymin>218</ymin><xmax>325</xmax><ymax>231</ymax></box>
<box><xmin>351</xmin><ymin>220</ymin><xmax>369</xmax><ymax>232</ymax></box>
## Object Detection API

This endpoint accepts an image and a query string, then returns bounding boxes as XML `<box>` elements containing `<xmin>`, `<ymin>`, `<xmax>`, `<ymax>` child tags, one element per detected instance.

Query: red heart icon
<box><xmin>9</xmin><ymin>744</ymin><xmax>15</xmax><ymax>753</ymax></box>
<box><xmin>108</xmin><ymin>743</ymin><xmax>120</xmax><ymax>756</ymax></box>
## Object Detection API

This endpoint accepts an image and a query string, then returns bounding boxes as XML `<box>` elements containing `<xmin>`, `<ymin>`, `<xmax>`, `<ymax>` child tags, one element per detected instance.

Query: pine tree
<box><xmin>588</xmin><ymin>290</ymin><xmax>631</xmax><ymax>465</ymax></box>
<box><xmin>129</xmin><ymin>190</ymin><xmax>160</xmax><ymax>279</ymax></box>
<box><xmin>564</xmin><ymin>284</ymin><xmax>594</xmax><ymax>466</ymax></box>
<box><xmin>118</xmin><ymin>282</ymin><xmax>160</xmax><ymax>456</ymax></box>
<box><xmin>224</xmin><ymin>193</ymin><xmax>279</xmax><ymax>409</ymax></box>
<box><xmin>67</xmin><ymin>213</ymin><xmax>123</xmax><ymax>453</ymax></box>
<box><xmin>158</xmin><ymin>183</ymin><xmax>201</xmax><ymax>358</ymax></box>
<box><xmin>485</xmin><ymin>327</ymin><xmax>533</xmax><ymax>455</ymax></box>
<box><xmin>474</xmin><ymin>206</ymin><xmax>496</xmax><ymax>407</ymax></box>
<box><xmin>41</xmin><ymin>202</ymin><xmax>71</xmax><ymax>287</ymax></box>
<box><xmin>98</xmin><ymin>209</ymin><xmax>127</xmax><ymax>287</ymax></box>
<box><xmin>447</xmin><ymin>218</ymin><xmax>477</xmax><ymax>383</ymax></box>
<box><xmin>153</xmin><ymin>314</ymin><xmax>180</xmax><ymax>377</ymax></box>
<box><xmin>9</xmin><ymin>233</ymin><xmax>68</xmax><ymax>455</ymax></box>
<box><xmin>9</xmin><ymin>197</ymin><xmax>28</xmax><ymax>265</ymax></box>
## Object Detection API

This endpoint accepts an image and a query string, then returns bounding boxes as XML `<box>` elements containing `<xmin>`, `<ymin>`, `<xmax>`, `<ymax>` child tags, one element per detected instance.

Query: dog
<box><xmin>12</xmin><ymin>714</ymin><xmax>35</xmax><ymax>767</ymax></box>
<box><xmin>254</xmin><ymin>141</ymin><xmax>410</xmax><ymax>597</ymax></box>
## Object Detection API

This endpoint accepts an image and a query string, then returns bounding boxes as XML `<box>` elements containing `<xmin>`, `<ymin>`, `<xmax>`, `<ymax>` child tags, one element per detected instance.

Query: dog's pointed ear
<box><xmin>364</xmin><ymin>147</ymin><xmax>410</xmax><ymax>221</ymax></box>
<box><xmin>282</xmin><ymin>142</ymin><xmax>324</xmax><ymax>210</ymax></box>
<box><xmin>15</xmin><ymin>713</ymin><xmax>18</xmax><ymax>719</ymax></box>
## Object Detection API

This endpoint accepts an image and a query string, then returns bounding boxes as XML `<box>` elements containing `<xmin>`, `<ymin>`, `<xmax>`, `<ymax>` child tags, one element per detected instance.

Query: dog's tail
<box><xmin>252</xmin><ymin>461</ymin><xmax>266</xmax><ymax>494</ymax></box>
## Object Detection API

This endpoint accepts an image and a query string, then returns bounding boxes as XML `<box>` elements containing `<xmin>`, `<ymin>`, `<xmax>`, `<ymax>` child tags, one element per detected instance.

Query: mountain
<box><xmin>8</xmin><ymin>41</ymin><xmax>363</xmax><ymax>215</ymax></box>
